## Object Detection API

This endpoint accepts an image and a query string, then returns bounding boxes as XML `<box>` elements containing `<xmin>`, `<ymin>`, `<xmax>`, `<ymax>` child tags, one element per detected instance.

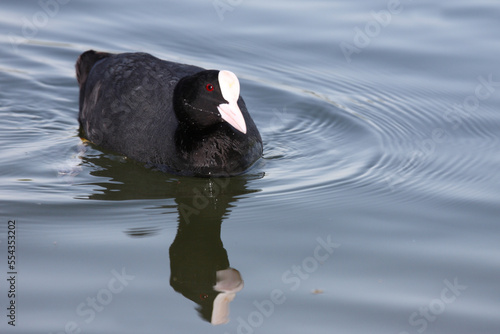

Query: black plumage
<box><xmin>76</xmin><ymin>50</ymin><xmax>262</xmax><ymax>177</ymax></box>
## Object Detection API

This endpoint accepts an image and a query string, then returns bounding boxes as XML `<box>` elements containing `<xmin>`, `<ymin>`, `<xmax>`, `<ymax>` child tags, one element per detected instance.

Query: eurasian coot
<box><xmin>76</xmin><ymin>50</ymin><xmax>262</xmax><ymax>177</ymax></box>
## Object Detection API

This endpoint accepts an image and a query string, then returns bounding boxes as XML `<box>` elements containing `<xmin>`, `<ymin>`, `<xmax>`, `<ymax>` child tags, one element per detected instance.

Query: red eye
<box><xmin>206</xmin><ymin>84</ymin><xmax>214</xmax><ymax>91</ymax></box>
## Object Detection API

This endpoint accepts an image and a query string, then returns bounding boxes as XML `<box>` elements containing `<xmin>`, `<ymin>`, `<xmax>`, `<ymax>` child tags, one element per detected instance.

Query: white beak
<box><xmin>217</xmin><ymin>70</ymin><xmax>247</xmax><ymax>134</ymax></box>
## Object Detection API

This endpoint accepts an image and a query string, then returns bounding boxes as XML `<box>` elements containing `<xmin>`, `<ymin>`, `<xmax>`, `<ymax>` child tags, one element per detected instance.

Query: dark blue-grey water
<box><xmin>1</xmin><ymin>1</ymin><xmax>499</xmax><ymax>333</ymax></box>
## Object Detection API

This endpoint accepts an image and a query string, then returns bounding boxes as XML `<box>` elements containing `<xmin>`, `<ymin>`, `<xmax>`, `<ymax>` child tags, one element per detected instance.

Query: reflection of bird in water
<box><xmin>75</xmin><ymin>150</ymin><xmax>260</xmax><ymax>323</ymax></box>
<box><xmin>168</xmin><ymin>176</ymin><xmax>259</xmax><ymax>324</ymax></box>
<box><xmin>169</xmin><ymin>200</ymin><xmax>244</xmax><ymax>325</ymax></box>
<box><xmin>212</xmin><ymin>268</ymin><xmax>244</xmax><ymax>324</ymax></box>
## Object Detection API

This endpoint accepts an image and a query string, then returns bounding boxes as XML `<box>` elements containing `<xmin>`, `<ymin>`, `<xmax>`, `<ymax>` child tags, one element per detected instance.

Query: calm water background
<box><xmin>1</xmin><ymin>0</ymin><xmax>499</xmax><ymax>333</ymax></box>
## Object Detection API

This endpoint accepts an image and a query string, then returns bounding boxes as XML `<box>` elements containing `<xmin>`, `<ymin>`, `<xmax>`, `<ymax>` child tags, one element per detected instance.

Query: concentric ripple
<box><xmin>244</xmin><ymin>70</ymin><xmax>500</xmax><ymax>207</ymax></box>
<box><xmin>245</xmin><ymin>81</ymin><xmax>383</xmax><ymax>203</ymax></box>
<box><xmin>324</xmin><ymin>73</ymin><xmax>500</xmax><ymax>205</ymax></box>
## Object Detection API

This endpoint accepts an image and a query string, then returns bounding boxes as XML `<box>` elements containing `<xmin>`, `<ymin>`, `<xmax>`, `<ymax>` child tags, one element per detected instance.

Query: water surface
<box><xmin>1</xmin><ymin>0</ymin><xmax>499</xmax><ymax>333</ymax></box>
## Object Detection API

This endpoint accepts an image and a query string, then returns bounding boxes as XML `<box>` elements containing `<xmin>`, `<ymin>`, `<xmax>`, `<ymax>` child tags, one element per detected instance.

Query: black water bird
<box><xmin>76</xmin><ymin>50</ymin><xmax>262</xmax><ymax>176</ymax></box>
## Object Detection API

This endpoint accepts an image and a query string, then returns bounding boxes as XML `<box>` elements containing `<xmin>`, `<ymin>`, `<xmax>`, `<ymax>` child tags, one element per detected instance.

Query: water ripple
<box><xmin>247</xmin><ymin>69</ymin><xmax>500</xmax><ymax>207</ymax></box>
<box><xmin>248</xmin><ymin>82</ymin><xmax>383</xmax><ymax>203</ymax></box>
<box><xmin>336</xmin><ymin>73</ymin><xmax>500</xmax><ymax>203</ymax></box>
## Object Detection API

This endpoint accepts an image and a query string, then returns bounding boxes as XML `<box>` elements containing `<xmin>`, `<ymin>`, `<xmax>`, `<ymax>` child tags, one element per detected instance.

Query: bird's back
<box><xmin>77</xmin><ymin>51</ymin><xmax>203</xmax><ymax>167</ymax></box>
